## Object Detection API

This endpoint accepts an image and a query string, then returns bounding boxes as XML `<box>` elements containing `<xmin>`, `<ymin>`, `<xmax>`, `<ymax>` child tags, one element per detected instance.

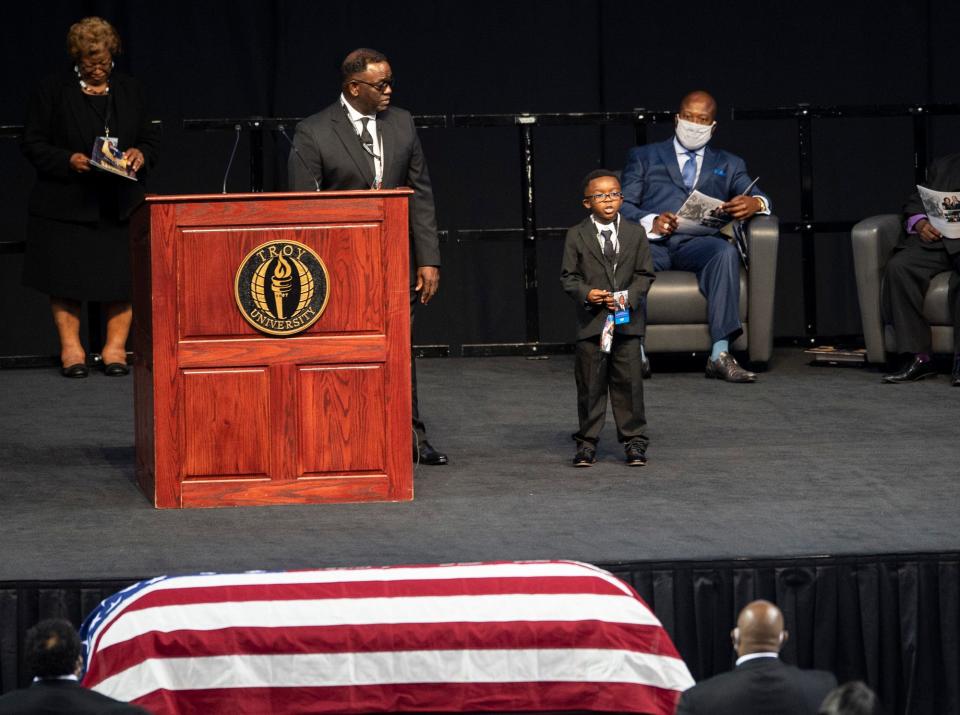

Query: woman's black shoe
<box><xmin>102</xmin><ymin>362</ymin><xmax>130</xmax><ymax>377</ymax></box>
<box><xmin>61</xmin><ymin>363</ymin><xmax>89</xmax><ymax>378</ymax></box>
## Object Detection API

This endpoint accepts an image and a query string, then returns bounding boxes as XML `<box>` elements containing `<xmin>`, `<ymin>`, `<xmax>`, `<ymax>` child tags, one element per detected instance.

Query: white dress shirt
<box><xmin>735</xmin><ymin>651</ymin><xmax>780</xmax><ymax>667</ymax></box>
<box><xmin>340</xmin><ymin>93</ymin><xmax>383</xmax><ymax>187</ymax></box>
<box><xmin>591</xmin><ymin>214</ymin><xmax>620</xmax><ymax>269</ymax></box>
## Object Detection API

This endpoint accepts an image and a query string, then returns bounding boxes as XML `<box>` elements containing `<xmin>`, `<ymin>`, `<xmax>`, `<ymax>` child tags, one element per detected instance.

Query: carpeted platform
<box><xmin>1</xmin><ymin>349</ymin><xmax>957</xmax><ymax>581</ymax></box>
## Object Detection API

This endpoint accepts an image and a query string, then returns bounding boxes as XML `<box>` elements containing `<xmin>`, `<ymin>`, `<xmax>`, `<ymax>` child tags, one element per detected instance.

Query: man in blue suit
<box><xmin>621</xmin><ymin>90</ymin><xmax>770</xmax><ymax>382</ymax></box>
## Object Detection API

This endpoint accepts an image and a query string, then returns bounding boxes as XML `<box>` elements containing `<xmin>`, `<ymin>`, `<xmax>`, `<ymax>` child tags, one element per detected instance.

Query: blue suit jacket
<box><xmin>620</xmin><ymin>138</ymin><xmax>769</xmax><ymax>232</ymax></box>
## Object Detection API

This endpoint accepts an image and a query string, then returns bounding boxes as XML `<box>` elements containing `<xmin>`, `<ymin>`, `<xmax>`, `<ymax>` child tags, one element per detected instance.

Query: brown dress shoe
<box><xmin>705</xmin><ymin>352</ymin><xmax>756</xmax><ymax>383</ymax></box>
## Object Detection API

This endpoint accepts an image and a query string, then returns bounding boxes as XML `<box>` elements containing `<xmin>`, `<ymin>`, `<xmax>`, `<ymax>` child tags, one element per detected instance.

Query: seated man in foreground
<box><xmin>0</xmin><ymin>618</ymin><xmax>147</xmax><ymax>713</ymax></box>
<box><xmin>881</xmin><ymin>151</ymin><xmax>960</xmax><ymax>386</ymax></box>
<box><xmin>621</xmin><ymin>90</ymin><xmax>770</xmax><ymax>382</ymax></box>
<box><xmin>675</xmin><ymin>600</ymin><xmax>837</xmax><ymax>715</ymax></box>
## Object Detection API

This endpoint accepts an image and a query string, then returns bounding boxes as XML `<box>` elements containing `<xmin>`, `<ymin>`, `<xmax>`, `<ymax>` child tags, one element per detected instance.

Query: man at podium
<box><xmin>289</xmin><ymin>47</ymin><xmax>447</xmax><ymax>466</ymax></box>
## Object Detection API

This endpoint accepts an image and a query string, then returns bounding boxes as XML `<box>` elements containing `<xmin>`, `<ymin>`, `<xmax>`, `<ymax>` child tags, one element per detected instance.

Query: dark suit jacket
<box><xmin>619</xmin><ymin>138</ymin><xmax>770</xmax><ymax>233</ymax></box>
<box><xmin>20</xmin><ymin>70</ymin><xmax>160</xmax><ymax>223</ymax></box>
<box><xmin>288</xmin><ymin>100</ymin><xmax>440</xmax><ymax>269</ymax></box>
<box><xmin>0</xmin><ymin>679</ymin><xmax>148</xmax><ymax>714</ymax></box>
<box><xmin>560</xmin><ymin>215</ymin><xmax>655</xmax><ymax>339</ymax></box>
<box><xmin>674</xmin><ymin>657</ymin><xmax>837</xmax><ymax>715</ymax></box>
<box><xmin>902</xmin><ymin>151</ymin><xmax>960</xmax><ymax>256</ymax></box>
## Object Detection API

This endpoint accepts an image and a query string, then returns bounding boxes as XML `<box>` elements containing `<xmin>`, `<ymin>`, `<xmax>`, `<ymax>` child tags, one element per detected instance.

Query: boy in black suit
<box><xmin>561</xmin><ymin>170</ymin><xmax>655</xmax><ymax>467</ymax></box>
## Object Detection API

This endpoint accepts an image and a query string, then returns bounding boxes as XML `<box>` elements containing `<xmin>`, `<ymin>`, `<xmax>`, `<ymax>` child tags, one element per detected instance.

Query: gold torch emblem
<box><xmin>235</xmin><ymin>240</ymin><xmax>329</xmax><ymax>336</ymax></box>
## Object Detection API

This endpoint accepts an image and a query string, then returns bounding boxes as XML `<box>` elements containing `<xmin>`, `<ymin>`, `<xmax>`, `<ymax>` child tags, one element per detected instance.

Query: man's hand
<box><xmin>722</xmin><ymin>195</ymin><xmax>763</xmax><ymax>221</ymax></box>
<box><xmin>654</xmin><ymin>212</ymin><xmax>678</xmax><ymax>235</ymax></box>
<box><xmin>916</xmin><ymin>218</ymin><xmax>943</xmax><ymax>243</ymax></box>
<box><xmin>123</xmin><ymin>148</ymin><xmax>146</xmax><ymax>173</ymax></box>
<box><xmin>69</xmin><ymin>153</ymin><xmax>91</xmax><ymax>173</ymax></box>
<box><xmin>415</xmin><ymin>266</ymin><xmax>440</xmax><ymax>304</ymax></box>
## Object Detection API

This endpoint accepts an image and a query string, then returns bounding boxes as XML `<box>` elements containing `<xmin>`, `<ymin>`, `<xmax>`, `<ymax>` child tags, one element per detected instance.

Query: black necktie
<box><xmin>601</xmin><ymin>228</ymin><xmax>616</xmax><ymax>263</ymax></box>
<box><xmin>359</xmin><ymin>117</ymin><xmax>375</xmax><ymax>173</ymax></box>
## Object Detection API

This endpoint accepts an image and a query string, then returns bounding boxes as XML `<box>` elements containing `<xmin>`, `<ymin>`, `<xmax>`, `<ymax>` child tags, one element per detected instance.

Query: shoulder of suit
<box><xmin>631</xmin><ymin>138</ymin><xmax>672</xmax><ymax>158</ymax></box>
<box><xmin>382</xmin><ymin>104</ymin><xmax>411</xmax><ymax>118</ymax></box>
<box><xmin>705</xmin><ymin>144</ymin><xmax>742</xmax><ymax>162</ymax></box>
<box><xmin>931</xmin><ymin>152</ymin><xmax>960</xmax><ymax>174</ymax></box>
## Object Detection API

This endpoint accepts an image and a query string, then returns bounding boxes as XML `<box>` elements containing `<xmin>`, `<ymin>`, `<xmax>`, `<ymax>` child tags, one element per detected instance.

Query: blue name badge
<box><xmin>613</xmin><ymin>290</ymin><xmax>630</xmax><ymax>325</ymax></box>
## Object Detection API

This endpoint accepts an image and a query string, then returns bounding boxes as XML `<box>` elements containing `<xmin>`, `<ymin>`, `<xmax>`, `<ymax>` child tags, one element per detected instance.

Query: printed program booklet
<box><xmin>89</xmin><ymin>136</ymin><xmax>137</xmax><ymax>181</ymax></box>
<box><xmin>917</xmin><ymin>186</ymin><xmax>960</xmax><ymax>238</ymax></box>
<box><xmin>676</xmin><ymin>190</ymin><xmax>733</xmax><ymax>236</ymax></box>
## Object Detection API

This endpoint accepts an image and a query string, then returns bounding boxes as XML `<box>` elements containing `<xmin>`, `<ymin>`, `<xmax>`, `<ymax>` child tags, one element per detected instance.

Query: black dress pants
<box><xmin>573</xmin><ymin>333</ymin><xmax>648</xmax><ymax>449</ymax></box>
<box><xmin>883</xmin><ymin>244</ymin><xmax>960</xmax><ymax>354</ymax></box>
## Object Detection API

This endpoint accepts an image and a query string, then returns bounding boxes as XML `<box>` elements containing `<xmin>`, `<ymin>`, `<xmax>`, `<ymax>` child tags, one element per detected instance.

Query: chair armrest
<box><xmin>745</xmin><ymin>214</ymin><xmax>779</xmax><ymax>364</ymax></box>
<box><xmin>851</xmin><ymin>214</ymin><xmax>902</xmax><ymax>362</ymax></box>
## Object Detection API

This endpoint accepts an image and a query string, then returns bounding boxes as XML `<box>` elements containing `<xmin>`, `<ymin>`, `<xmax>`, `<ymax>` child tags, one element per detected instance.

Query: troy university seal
<box><xmin>235</xmin><ymin>240</ymin><xmax>329</xmax><ymax>336</ymax></box>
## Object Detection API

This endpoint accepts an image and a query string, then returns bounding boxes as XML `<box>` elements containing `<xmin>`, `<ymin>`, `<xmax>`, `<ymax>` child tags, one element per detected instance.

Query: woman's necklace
<box><xmin>79</xmin><ymin>78</ymin><xmax>109</xmax><ymax>95</ymax></box>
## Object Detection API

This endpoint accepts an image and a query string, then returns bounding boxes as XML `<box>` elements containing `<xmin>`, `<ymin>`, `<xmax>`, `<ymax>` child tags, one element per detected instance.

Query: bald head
<box><xmin>678</xmin><ymin>90</ymin><xmax>717</xmax><ymax>123</ymax></box>
<box><xmin>732</xmin><ymin>600</ymin><xmax>787</xmax><ymax>656</ymax></box>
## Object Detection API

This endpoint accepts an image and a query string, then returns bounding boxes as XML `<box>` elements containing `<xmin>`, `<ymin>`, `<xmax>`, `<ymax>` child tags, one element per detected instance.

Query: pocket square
<box><xmin>713</xmin><ymin>167</ymin><xmax>726</xmax><ymax>176</ymax></box>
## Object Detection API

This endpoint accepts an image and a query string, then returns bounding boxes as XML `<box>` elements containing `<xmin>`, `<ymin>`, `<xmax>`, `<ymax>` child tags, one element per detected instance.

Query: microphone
<box><xmin>277</xmin><ymin>124</ymin><xmax>321</xmax><ymax>191</ymax></box>
<box><xmin>221</xmin><ymin>123</ymin><xmax>241</xmax><ymax>194</ymax></box>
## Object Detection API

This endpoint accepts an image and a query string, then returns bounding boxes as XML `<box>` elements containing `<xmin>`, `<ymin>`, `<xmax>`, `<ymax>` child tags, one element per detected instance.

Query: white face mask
<box><xmin>675</xmin><ymin>117</ymin><xmax>715</xmax><ymax>151</ymax></box>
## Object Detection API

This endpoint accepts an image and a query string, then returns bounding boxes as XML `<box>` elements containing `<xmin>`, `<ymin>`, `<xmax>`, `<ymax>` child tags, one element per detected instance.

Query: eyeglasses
<box><xmin>353</xmin><ymin>78</ymin><xmax>395</xmax><ymax>93</ymax></box>
<box><xmin>79</xmin><ymin>57</ymin><xmax>112</xmax><ymax>70</ymax></box>
<box><xmin>584</xmin><ymin>191</ymin><xmax>624</xmax><ymax>202</ymax></box>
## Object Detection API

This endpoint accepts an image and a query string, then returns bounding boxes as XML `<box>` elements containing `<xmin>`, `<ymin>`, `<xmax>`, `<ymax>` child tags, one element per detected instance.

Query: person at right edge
<box><xmin>881</xmin><ymin>152</ymin><xmax>960</xmax><ymax>386</ymax></box>
<box><xmin>620</xmin><ymin>90</ymin><xmax>770</xmax><ymax>382</ymax></box>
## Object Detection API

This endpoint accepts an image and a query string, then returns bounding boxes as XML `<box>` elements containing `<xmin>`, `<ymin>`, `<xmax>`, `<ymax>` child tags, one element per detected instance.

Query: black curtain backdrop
<box><xmin>2</xmin><ymin>0</ymin><xmax>960</xmax><ymax>356</ymax></box>
<box><xmin>2</xmin><ymin>553</ymin><xmax>958</xmax><ymax>714</ymax></box>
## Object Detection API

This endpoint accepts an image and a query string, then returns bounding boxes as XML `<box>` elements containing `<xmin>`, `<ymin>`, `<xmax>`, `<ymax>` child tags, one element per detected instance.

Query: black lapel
<box><xmin>580</xmin><ymin>218</ymin><xmax>607</xmax><ymax>269</ymax></box>
<box><xmin>331</xmin><ymin>105</ymin><xmax>375</xmax><ymax>187</ymax></box>
<box><xmin>615</xmin><ymin>221</ymin><xmax>637</xmax><ymax>283</ymax></box>
<box><xmin>377</xmin><ymin>108</ymin><xmax>396</xmax><ymax>187</ymax></box>
<box><xmin>62</xmin><ymin>77</ymin><xmax>89</xmax><ymax>148</ymax></box>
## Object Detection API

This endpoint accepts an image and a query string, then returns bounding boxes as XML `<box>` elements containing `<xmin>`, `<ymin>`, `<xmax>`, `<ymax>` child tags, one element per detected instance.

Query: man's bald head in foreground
<box><xmin>731</xmin><ymin>599</ymin><xmax>787</xmax><ymax>656</ymax></box>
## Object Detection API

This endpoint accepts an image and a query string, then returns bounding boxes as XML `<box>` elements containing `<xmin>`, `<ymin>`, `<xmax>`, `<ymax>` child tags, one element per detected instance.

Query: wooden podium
<box><xmin>130</xmin><ymin>191</ymin><xmax>414</xmax><ymax>508</ymax></box>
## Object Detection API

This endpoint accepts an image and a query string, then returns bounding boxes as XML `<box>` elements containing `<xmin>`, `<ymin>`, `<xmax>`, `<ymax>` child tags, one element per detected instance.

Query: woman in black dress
<box><xmin>21</xmin><ymin>17</ymin><xmax>159</xmax><ymax>377</ymax></box>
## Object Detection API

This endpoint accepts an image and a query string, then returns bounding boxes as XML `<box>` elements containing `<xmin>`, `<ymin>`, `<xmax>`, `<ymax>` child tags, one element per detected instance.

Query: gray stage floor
<box><xmin>1</xmin><ymin>349</ymin><xmax>958</xmax><ymax>582</ymax></box>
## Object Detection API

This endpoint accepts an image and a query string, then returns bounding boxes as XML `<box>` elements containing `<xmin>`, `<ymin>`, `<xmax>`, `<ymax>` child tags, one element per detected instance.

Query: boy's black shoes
<box><xmin>573</xmin><ymin>446</ymin><xmax>596</xmax><ymax>467</ymax></box>
<box><xmin>625</xmin><ymin>442</ymin><xmax>647</xmax><ymax>467</ymax></box>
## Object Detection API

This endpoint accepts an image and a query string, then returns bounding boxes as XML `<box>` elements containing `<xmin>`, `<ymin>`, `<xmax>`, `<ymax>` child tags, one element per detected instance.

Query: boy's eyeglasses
<box><xmin>584</xmin><ymin>191</ymin><xmax>624</xmax><ymax>202</ymax></box>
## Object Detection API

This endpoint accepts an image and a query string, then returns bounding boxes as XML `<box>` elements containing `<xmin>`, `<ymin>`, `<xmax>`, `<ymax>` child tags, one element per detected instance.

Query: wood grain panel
<box><xmin>298</xmin><ymin>365</ymin><xmax>387</xmax><ymax>475</ymax></box>
<box><xmin>178</xmin><ymin>224</ymin><xmax>384</xmax><ymax>339</ymax></box>
<box><xmin>181</xmin><ymin>474</ymin><xmax>390</xmax><ymax>508</ymax></box>
<box><xmin>172</xmin><ymin>195</ymin><xmax>388</xmax><ymax>226</ymax></box>
<box><xmin>177</xmin><ymin>335</ymin><xmax>386</xmax><ymax>368</ymax></box>
<box><xmin>182</xmin><ymin>369</ymin><xmax>270</xmax><ymax>479</ymax></box>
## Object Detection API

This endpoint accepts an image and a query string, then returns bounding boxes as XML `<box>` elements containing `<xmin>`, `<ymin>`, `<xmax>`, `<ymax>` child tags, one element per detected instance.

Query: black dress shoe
<box><xmin>415</xmin><ymin>440</ymin><xmax>448</xmax><ymax>465</ymax></box>
<box><xmin>102</xmin><ymin>362</ymin><xmax>130</xmax><ymax>377</ymax></box>
<box><xmin>573</xmin><ymin>446</ymin><xmax>596</xmax><ymax>467</ymax></box>
<box><xmin>882</xmin><ymin>356</ymin><xmax>937</xmax><ymax>383</ymax></box>
<box><xmin>624</xmin><ymin>441</ymin><xmax>647</xmax><ymax>467</ymax></box>
<box><xmin>705</xmin><ymin>352</ymin><xmax>756</xmax><ymax>383</ymax></box>
<box><xmin>60</xmin><ymin>363</ymin><xmax>89</xmax><ymax>378</ymax></box>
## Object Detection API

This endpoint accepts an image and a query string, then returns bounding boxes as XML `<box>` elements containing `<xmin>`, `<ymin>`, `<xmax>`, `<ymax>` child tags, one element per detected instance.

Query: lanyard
<box><xmin>85</xmin><ymin>92</ymin><xmax>114</xmax><ymax>137</ymax></box>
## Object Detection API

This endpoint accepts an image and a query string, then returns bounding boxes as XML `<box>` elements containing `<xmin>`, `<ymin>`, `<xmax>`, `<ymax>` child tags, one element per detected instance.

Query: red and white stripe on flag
<box><xmin>81</xmin><ymin>560</ymin><xmax>693</xmax><ymax>714</ymax></box>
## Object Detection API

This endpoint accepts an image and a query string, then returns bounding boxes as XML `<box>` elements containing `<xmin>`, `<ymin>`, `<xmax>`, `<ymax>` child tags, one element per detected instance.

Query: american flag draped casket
<box><xmin>81</xmin><ymin>560</ymin><xmax>694</xmax><ymax>714</ymax></box>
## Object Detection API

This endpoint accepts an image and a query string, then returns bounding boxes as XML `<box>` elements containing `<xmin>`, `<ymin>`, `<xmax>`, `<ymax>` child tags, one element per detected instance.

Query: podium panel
<box><xmin>131</xmin><ymin>191</ymin><xmax>413</xmax><ymax>508</ymax></box>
